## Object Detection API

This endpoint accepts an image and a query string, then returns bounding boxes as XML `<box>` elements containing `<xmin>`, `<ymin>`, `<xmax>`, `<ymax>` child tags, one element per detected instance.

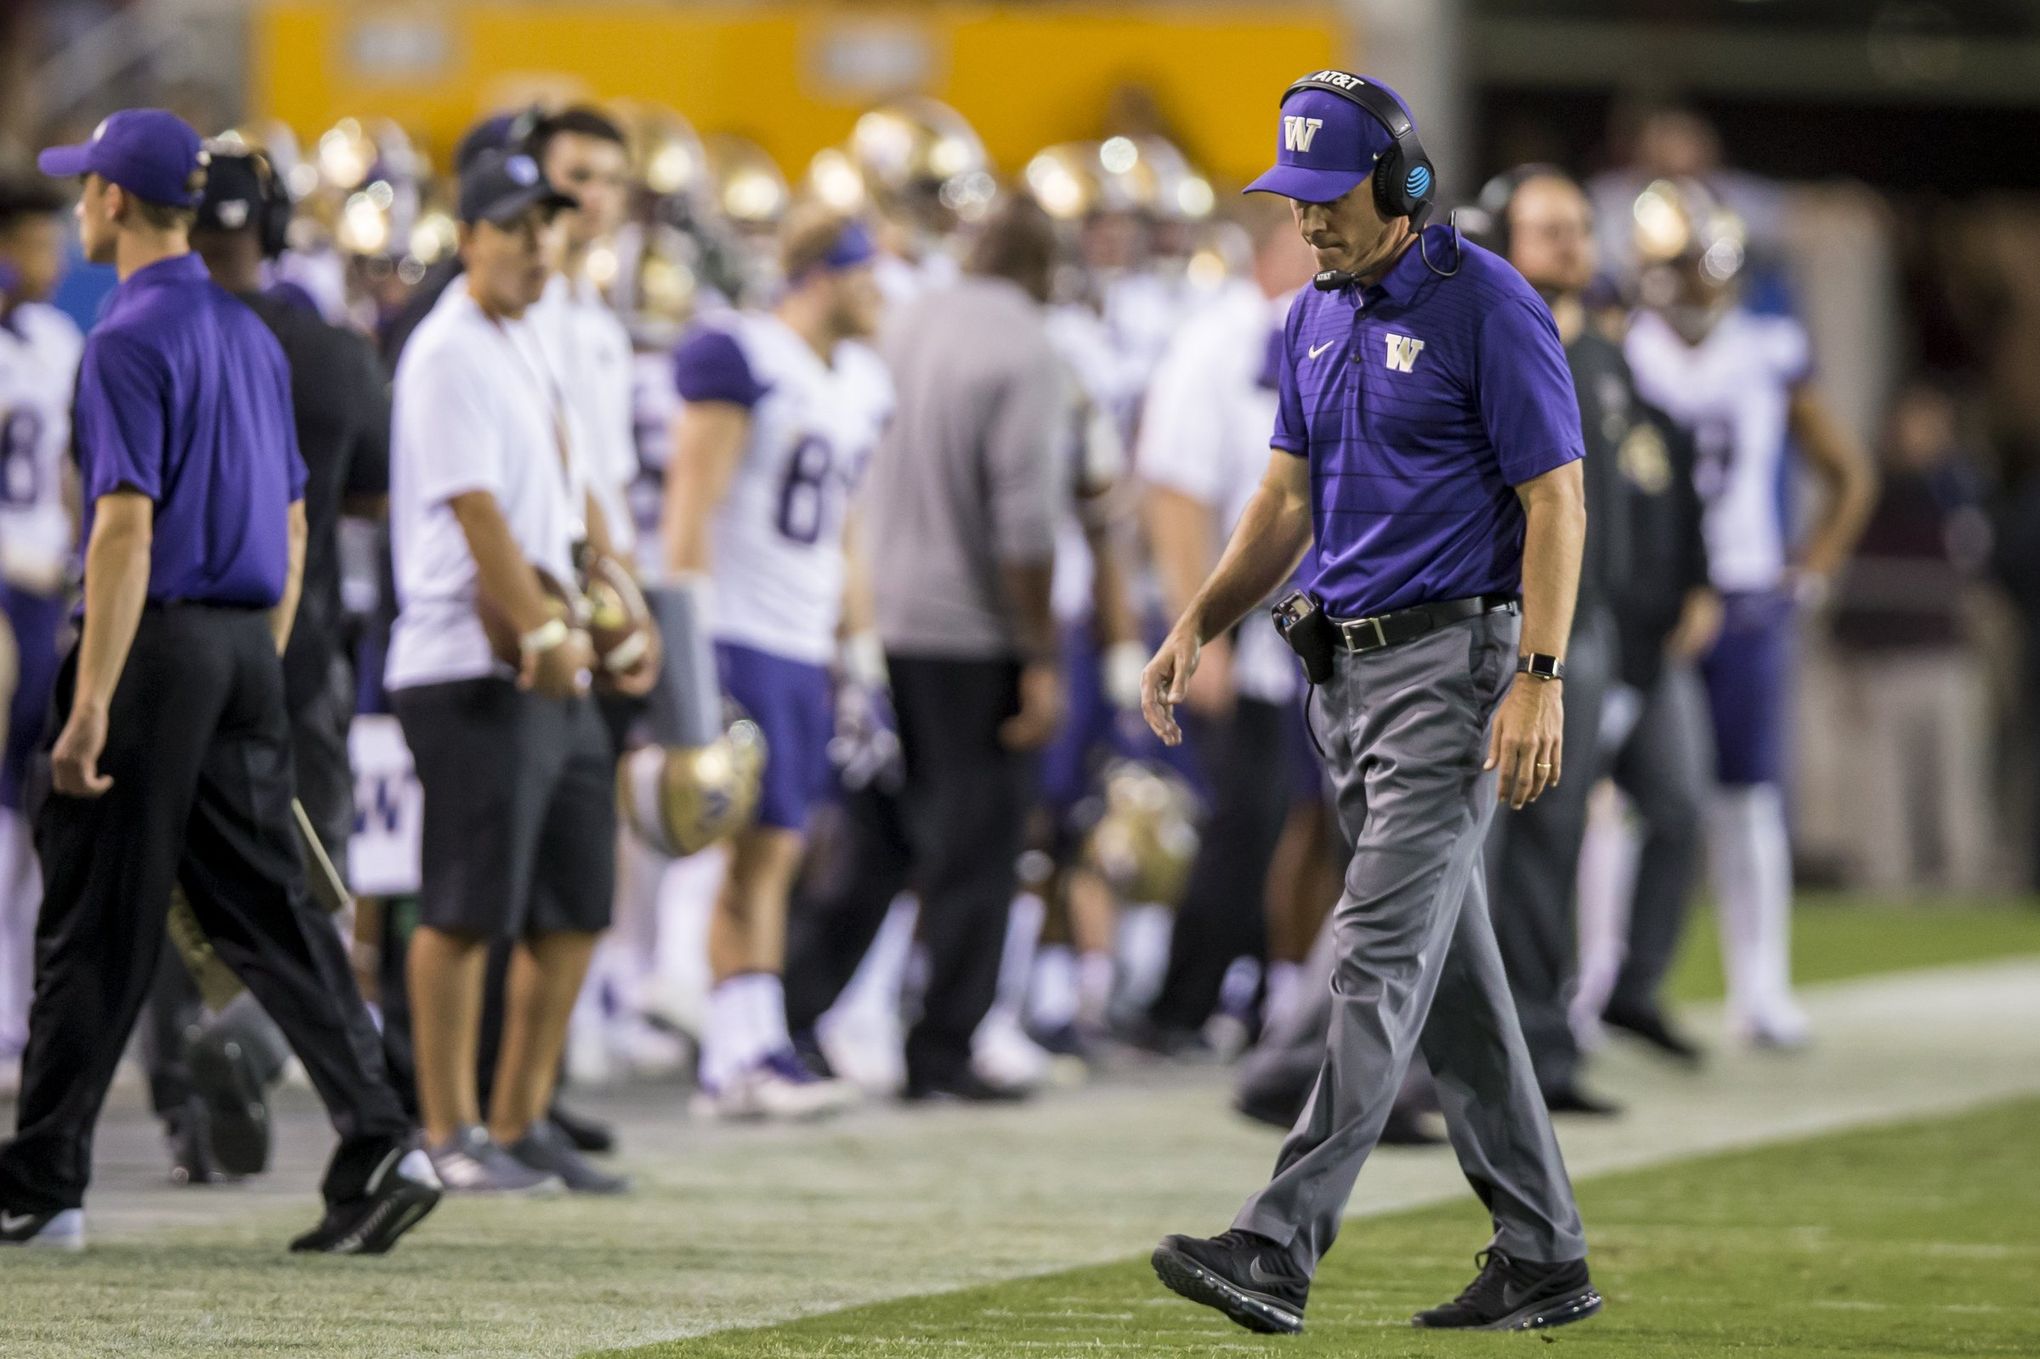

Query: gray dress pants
<box><xmin>1233</xmin><ymin>609</ymin><xmax>1587</xmax><ymax>1273</ymax></box>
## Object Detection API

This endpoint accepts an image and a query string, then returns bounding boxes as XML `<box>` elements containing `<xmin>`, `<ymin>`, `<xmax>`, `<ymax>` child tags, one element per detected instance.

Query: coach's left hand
<box><xmin>52</xmin><ymin>702</ymin><xmax>114</xmax><ymax>798</ymax></box>
<box><xmin>1486</xmin><ymin>677</ymin><xmax>1562</xmax><ymax>810</ymax></box>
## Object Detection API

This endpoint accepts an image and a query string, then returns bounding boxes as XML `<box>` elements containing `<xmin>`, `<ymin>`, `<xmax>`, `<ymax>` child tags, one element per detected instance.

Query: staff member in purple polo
<box><xmin>1142</xmin><ymin>72</ymin><xmax>1598</xmax><ymax>1335</ymax></box>
<box><xmin>0</xmin><ymin>110</ymin><xmax>437</xmax><ymax>1254</ymax></box>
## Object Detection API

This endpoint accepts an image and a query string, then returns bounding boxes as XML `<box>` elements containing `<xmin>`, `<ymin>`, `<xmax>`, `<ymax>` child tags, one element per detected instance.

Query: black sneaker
<box><xmin>790</xmin><ymin>1028</ymin><xmax>838</xmax><ymax>1080</ymax></box>
<box><xmin>507</xmin><ymin>1120</ymin><xmax>632</xmax><ymax>1195</ymax></box>
<box><xmin>165</xmin><ymin>1099</ymin><xmax>227</xmax><ymax>1186</ymax></box>
<box><xmin>1412</xmin><ymin>1249</ymin><xmax>1602</xmax><ymax>1331</ymax></box>
<box><xmin>289</xmin><ymin>1147</ymin><xmax>442</xmax><ymax>1255</ymax></box>
<box><xmin>189</xmin><ymin>1029</ymin><xmax>272</xmax><ymax>1177</ymax></box>
<box><xmin>901</xmin><ymin>1067</ymin><xmax>1031</xmax><ymax>1104</ymax></box>
<box><xmin>1151</xmin><ymin>1230</ymin><xmax>1309</xmax><ymax>1335</ymax></box>
<box><xmin>1602</xmin><ymin>1001</ymin><xmax>1704</xmax><ymax>1064</ymax></box>
<box><xmin>1544</xmin><ymin>1084</ymin><xmax>1624</xmax><ymax>1118</ymax></box>
<box><xmin>0</xmin><ymin>1205</ymin><xmax>84</xmax><ymax>1251</ymax></box>
<box><xmin>547</xmin><ymin>1101</ymin><xmax>616</xmax><ymax>1155</ymax></box>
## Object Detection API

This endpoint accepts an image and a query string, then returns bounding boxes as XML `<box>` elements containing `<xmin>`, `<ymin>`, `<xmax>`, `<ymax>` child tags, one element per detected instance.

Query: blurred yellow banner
<box><xmin>251</xmin><ymin>2</ymin><xmax>1341</xmax><ymax>186</ymax></box>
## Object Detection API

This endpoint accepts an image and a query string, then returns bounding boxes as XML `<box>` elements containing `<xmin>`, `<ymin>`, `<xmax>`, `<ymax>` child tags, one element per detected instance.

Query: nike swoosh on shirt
<box><xmin>1307</xmin><ymin>341</ymin><xmax>1336</xmax><ymax>360</ymax></box>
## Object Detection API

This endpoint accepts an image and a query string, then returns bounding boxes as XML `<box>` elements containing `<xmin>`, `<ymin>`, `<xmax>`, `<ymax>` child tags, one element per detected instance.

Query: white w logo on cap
<box><xmin>1283</xmin><ymin>116</ymin><xmax>1324</xmax><ymax>154</ymax></box>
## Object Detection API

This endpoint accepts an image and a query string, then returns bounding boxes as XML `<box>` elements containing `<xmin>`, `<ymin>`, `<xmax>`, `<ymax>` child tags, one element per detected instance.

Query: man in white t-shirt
<box><xmin>1133</xmin><ymin>199</ymin><xmax>1315</xmax><ymax>1047</ymax></box>
<box><xmin>663</xmin><ymin>207</ymin><xmax>892</xmax><ymax>1118</ymax></box>
<box><xmin>387</xmin><ymin>150</ymin><xmax>655</xmax><ymax>1195</ymax></box>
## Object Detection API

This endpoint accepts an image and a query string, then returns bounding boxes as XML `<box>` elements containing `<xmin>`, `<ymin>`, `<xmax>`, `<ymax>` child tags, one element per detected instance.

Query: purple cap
<box><xmin>38</xmin><ymin>109</ymin><xmax>205</xmax><ymax>207</ymax></box>
<box><xmin>1244</xmin><ymin>76</ymin><xmax>1410</xmax><ymax>205</ymax></box>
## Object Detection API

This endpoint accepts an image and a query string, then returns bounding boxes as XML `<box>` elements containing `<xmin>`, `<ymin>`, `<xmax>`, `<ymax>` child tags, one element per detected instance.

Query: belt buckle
<box><xmin>1344</xmin><ymin>614</ymin><xmax>1389</xmax><ymax>651</ymax></box>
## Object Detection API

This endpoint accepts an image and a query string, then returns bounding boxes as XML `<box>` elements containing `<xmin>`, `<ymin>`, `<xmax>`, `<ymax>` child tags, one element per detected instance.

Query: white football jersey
<box><xmin>1625</xmin><ymin>307</ymin><xmax>1812</xmax><ymax>593</ymax></box>
<box><xmin>0</xmin><ymin>303</ymin><xmax>84</xmax><ymax>588</ymax></box>
<box><xmin>530</xmin><ymin>274</ymin><xmax>640</xmax><ymax>554</ymax></box>
<box><xmin>673</xmin><ymin>312</ymin><xmax>894</xmax><ymax>664</ymax></box>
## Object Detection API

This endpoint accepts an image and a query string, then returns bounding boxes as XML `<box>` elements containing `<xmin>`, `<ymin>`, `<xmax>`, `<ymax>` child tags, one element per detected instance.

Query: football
<box><xmin>477</xmin><ymin>564</ymin><xmax>584</xmax><ymax>667</ymax></box>
<box><xmin>580</xmin><ymin>549</ymin><xmax>656</xmax><ymax>682</ymax></box>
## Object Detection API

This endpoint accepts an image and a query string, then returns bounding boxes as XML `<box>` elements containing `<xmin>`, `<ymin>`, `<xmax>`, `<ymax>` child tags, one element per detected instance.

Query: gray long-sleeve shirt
<box><xmin>865</xmin><ymin>275</ymin><xmax>1070</xmax><ymax>659</ymax></box>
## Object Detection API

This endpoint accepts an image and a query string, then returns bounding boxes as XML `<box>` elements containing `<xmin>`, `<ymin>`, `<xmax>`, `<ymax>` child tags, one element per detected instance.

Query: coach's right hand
<box><xmin>1141</xmin><ymin>626</ymin><xmax>1201</xmax><ymax>747</ymax></box>
<box><xmin>52</xmin><ymin>701</ymin><xmax>114</xmax><ymax>798</ymax></box>
<box><xmin>521</xmin><ymin>629</ymin><xmax>595</xmax><ymax>700</ymax></box>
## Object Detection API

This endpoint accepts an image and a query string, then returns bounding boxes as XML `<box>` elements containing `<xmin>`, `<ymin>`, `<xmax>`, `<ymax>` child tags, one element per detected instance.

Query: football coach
<box><xmin>0</xmin><ymin>110</ymin><xmax>434</xmax><ymax>1254</ymax></box>
<box><xmin>1142</xmin><ymin>72</ymin><xmax>1599</xmax><ymax>1334</ymax></box>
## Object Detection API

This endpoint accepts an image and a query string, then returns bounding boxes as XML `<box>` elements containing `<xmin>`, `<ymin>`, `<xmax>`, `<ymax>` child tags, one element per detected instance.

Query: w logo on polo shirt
<box><xmin>1384</xmin><ymin>334</ymin><xmax>1426</xmax><ymax>373</ymax></box>
<box><xmin>1283</xmin><ymin>116</ymin><xmax>1325</xmax><ymax>153</ymax></box>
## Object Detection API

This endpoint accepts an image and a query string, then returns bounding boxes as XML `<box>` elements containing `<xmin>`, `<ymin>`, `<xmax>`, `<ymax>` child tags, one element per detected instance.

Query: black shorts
<box><xmin>392</xmin><ymin>678</ymin><xmax>615</xmax><ymax>939</ymax></box>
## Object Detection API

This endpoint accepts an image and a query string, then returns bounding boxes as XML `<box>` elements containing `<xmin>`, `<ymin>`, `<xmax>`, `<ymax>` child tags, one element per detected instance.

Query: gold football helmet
<box><xmin>702</xmin><ymin>134</ymin><xmax>790</xmax><ymax>233</ymax></box>
<box><xmin>609</xmin><ymin>99</ymin><xmax>709</xmax><ymax>208</ymax></box>
<box><xmin>846</xmin><ymin>96</ymin><xmax>997</xmax><ymax>230</ymax></box>
<box><xmin>1081</xmin><ymin>761</ymin><xmax>1200</xmax><ymax>908</ymax></box>
<box><xmin>617</xmin><ymin>719</ymin><xmax>768</xmax><ymax>859</ymax></box>
<box><xmin>1631</xmin><ymin>177</ymin><xmax>1747</xmax><ymax>335</ymax></box>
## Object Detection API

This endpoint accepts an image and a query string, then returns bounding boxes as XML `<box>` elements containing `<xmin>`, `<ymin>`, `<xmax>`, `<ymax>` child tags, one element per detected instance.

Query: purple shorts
<box><xmin>1697</xmin><ymin>589</ymin><xmax>1793</xmax><ymax>787</ymax></box>
<box><xmin>2</xmin><ymin>585</ymin><xmax>66</xmax><ymax>811</ymax></box>
<box><xmin>716</xmin><ymin>641</ymin><xmax>834</xmax><ymax>832</ymax></box>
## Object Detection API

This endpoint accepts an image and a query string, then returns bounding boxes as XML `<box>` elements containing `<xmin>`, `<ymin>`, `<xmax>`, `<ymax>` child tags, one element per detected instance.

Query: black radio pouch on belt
<box><xmin>1272</xmin><ymin>590</ymin><xmax>1337</xmax><ymax>685</ymax></box>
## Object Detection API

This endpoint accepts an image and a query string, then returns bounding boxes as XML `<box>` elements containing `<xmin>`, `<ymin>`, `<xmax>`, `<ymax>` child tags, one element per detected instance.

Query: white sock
<box><xmin>750</xmin><ymin>972</ymin><xmax>791</xmax><ymax>1058</ymax></box>
<box><xmin>1571</xmin><ymin>786</ymin><xmax>1640</xmax><ymax>1042</ymax></box>
<box><xmin>702</xmin><ymin>975</ymin><xmax>767</xmax><ymax>1092</ymax></box>
<box><xmin>992</xmin><ymin>893</ymin><xmax>1045</xmax><ymax>1020</ymax></box>
<box><xmin>0</xmin><ymin>810</ymin><xmax>39</xmax><ymax>1054</ymax></box>
<box><xmin>1115</xmin><ymin>904</ymin><xmax>1175</xmax><ymax>1013</ymax></box>
<box><xmin>1029</xmin><ymin>944</ymin><xmax>1078</xmax><ymax>1031</ymax></box>
<box><xmin>1708</xmin><ymin>783</ymin><xmax>1802</xmax><ymax>1033</ymax></box>
<box><xmin>1264</xmin><ymin>960</ymin><xmax>1302</xmax><ymax>1033</ymax></box>
<box><xmin>1075</xmin><ymin>950</ymin><xmax>1115</xmax><ymax>1030</ymax></box>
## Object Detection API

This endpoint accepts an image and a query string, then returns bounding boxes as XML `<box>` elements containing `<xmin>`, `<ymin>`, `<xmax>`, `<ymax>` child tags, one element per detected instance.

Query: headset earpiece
<box><xmin>252</xmin><ymin>150</ymin><xmax>293</xmax><ymax>259</ymax></box>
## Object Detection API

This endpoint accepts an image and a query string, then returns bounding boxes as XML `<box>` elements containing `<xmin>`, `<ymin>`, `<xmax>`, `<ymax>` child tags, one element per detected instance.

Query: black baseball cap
<box><xmin>194</xmin><ymin>151</ymin><xmax>267</xmax><ymax>234</ymax></box>
<box><xmin>458</xmin><ymin>149</ymin><xmax>575</xmax><ymax>226</ymax></box>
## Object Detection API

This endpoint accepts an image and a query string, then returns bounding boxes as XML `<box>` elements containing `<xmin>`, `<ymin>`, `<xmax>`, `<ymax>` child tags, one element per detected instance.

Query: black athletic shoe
<box><xmin>507</xmin><ymin>1120</ymin><xmax>632</xmax><ymax>1195</ymax></box>
<box><xmin>547</xmin><ymin>1102</ymin><xmax>616</xmax><ymax>1155</ymax></box>
<box><xmin>188</xmin><ymin>1029</ymin><xmax>272</xmax><ymax>1177</ymax></box>
<box><xmin>165</xmin><ymin>1099</ymin><xmax>226</xmax><ymax>1186</ymax></box>
<box><xmin>1602</xmin><ymin>1001</ymin><xmax>1704</xmax><ymax>1064</ymax></box>
<box><xmin>790</xmin><ymin>1028</ymin><xmax>838</xmax><ymax>1081</ymax></box>
<box><xmin>901</xmin><ymin>1067</ymin><xmax>1031</xmax><ymax>1104</ymax></box>
<box><xmin>1233</xmin><ymin>1086</ymin><xmax>1303</xmax><ymax>1132</ymax></box>
<box><xmin>1412</xmin><ymin>1249</ymin><xmax>1602</xmax><ymax>1331</ymax></box>
<box><xmin>1152</xmin><ymin>1230</ymin><xmax>1309</xmax><ymax>1334</ymax></box>
<box><xmin>1120</xmin><ymin>1017</ymin><xmax>1214</xmax><ymax>1061</ymax></box>
<box><xmin>289</xmin><ymin>1147</ymin><xmax>442</xmax><ymax>1255</ymax></box>
<box><xmin>0</xmin><ymin>1205</ymin><xmax>84</xmax><ymax>1250</ymax></box>
<box><xmin>1544</xmin><ymin>1084</ymin><xmax>1624</xmax><ymax>1118</ymax></box>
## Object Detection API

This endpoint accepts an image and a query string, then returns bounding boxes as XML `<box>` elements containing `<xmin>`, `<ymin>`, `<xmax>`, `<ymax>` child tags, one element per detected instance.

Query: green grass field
<box><xmin>607</xmin><ymin>1095</ymin><xmax>2040</xmax><ymax>1359</ymax></box>
<box><xmin>1665</xmin><ymin>895</ymin><xmax>2040</xmax><ymax>1003</ymax></box>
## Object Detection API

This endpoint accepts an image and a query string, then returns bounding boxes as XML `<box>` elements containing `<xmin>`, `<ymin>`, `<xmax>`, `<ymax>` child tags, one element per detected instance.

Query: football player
<box><xmin>1623</xmin><ymin>179</ymin><xmax>1875</xmax><ymax>1048</ymax></box>
<box><xmin>663</xmin><ymin>205</ymin><xmax>893</xmax><ymax>1118</ymax></box>
<box><xmin>0</xmin><ymin>174</ymin><xmax>83</xmax><ymax>1091</ymax></box>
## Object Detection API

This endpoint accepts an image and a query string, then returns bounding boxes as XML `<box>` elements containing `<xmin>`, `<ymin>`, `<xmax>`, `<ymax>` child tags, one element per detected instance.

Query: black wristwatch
<box><xmin>1516</xmin><ymin>652</ymin><xmax>1566</xmax><ymax>681</ymax></box>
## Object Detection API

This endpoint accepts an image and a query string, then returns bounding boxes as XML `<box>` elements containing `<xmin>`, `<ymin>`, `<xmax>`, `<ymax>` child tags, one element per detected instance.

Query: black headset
<box><xmin>1469</xmin><ymin>162</ymin><xmax>1569</xmax><ymax>258</ymax></box>
<box><xmin>250</xmin><ymin>151</ymin><xmax>294</xmax><ymax>260</ymax></box>
<box><xmin>1279</xmin><ymin>70</ymin><xmax>1436</xmax><ymax>227</ymax></box>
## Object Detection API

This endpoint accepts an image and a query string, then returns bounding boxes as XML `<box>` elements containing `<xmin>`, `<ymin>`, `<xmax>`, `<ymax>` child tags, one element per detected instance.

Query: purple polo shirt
<box><xmin>72</xmin><ymin>254</ymin><xmax>307</xmax><ymax>606</ymax></box>
<box><xmin>1274</xmin><ymin>225</ymin><xmax>1582</xmax><ymax>618</ymax></box>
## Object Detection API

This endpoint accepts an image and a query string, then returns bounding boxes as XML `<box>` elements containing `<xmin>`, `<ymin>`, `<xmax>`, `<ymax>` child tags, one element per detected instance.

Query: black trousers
<box><xmin>1147</xmin><ymin>696</ymin><xmax>1293</xmax><ymax>1032</ymax></box>
<box><xmin>785</xmin><ymin>654</ymin><xmax>1035</xmax><ymax>1082</ymax></box>
<box><xmin>785</xmin><ymin>782</ymin><xmax>915</xmax><ymax>1036</ymax></box>
<box><xmin>0</xmin><ymin>606</ymin><xmax>410</xmax><ymax>1213</ymax></box>
<box><xmin>144</xmin><ymin>651</ymin><xmax>357</xmax><ymax>1122</ymax></box>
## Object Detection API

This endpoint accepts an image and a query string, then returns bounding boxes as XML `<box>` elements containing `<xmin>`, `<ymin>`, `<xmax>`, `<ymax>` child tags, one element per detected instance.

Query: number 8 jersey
<box><xmin>0</xmin><ymin>302</ymin><xmax>84</xmax><ymax>590</ymax></box>
<box><xmin>672</xmin><ymin>311</ymin><xmax>895</xmax><ymax>663</ymax></box>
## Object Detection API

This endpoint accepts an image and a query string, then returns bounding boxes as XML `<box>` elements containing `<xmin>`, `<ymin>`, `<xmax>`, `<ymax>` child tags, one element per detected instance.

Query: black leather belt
<box><xmin>1329</xmin><ymin>593</ymin><xmax>1519</xmax><ymax>653</ymax></box>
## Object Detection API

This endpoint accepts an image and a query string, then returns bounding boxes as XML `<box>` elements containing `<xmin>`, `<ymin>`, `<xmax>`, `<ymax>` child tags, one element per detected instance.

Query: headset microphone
<box><xmin>1313</xmin><ymin>269</ymin><xmax>1356</xmax><ymax>291</ymax></box>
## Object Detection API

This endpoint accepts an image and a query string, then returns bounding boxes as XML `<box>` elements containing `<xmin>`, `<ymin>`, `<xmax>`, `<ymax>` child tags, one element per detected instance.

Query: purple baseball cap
<box><xmin>1244</xmin><ymin>74</ymin><xmax>1412</xmax><ymax>205</ymax></box>
<box><xmin>38</xmin><ymin>109</ymin><xmax>206</xmax><ymax>207</ymax></box>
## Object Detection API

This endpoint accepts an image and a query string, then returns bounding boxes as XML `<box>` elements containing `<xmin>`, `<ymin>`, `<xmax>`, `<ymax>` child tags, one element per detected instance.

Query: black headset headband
<box><xmin>1280</xmin><ymin>70</ymin><xmax>1434</xmax><ymax>226</ymax></box>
